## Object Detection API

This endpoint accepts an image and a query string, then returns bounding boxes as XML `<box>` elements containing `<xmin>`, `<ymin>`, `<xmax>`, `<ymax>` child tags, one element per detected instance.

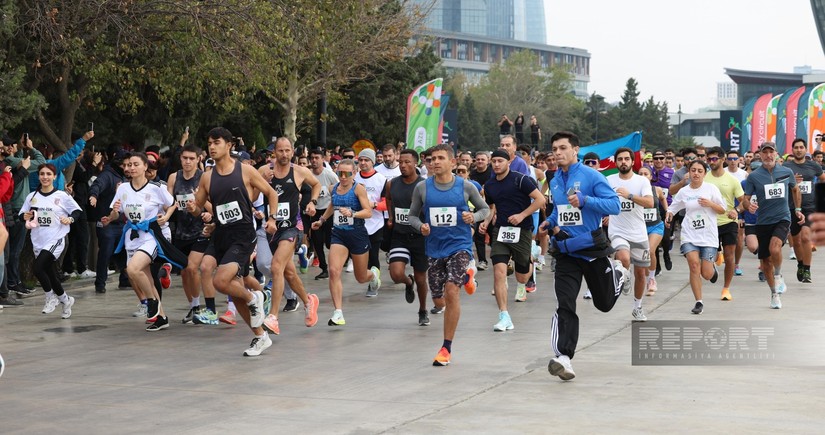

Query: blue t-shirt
<box><xmin>484</xmin><ymin>170</ymin><xmax>539</xmax><ymax>230</ymax></box>
<box><xmin>743</xmin><ymin>165</ymin><xmax>796</xmax><ymax>225</ymax></box>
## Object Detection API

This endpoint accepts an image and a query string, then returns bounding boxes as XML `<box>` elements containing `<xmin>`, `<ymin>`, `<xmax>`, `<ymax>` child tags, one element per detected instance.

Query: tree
<box><xmin>0</xmin><ymin>0</ymin><xmax>45</xmax><ymax>132</ymax></box>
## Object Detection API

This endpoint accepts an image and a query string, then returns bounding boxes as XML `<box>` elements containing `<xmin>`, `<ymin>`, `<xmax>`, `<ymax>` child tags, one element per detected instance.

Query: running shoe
<box><xmin>802</xmin><ymin>269</ymin><xmax>812</xmax><ymax>283</ymax></box>
<box><xmin>297</xmin><ymin>244</ymin><xmax>309</xmax><ymax>274</ymax></box>
<box><xmin>405</xmin><ymin>275</ymin><xmax>415</xmax><ymax>304</ymax></box>
<box><xmin>366</xmin><ymin>266</ymin><xmax>381</xmax><ymax>297</ymax></box>
<box><xmin>304</xmin><ymin>293</ymin><xmax>319</xmax><ymax>327</ymax></box>
<box><xmin>219</xmin><ymin>310</ymin><xmax>237</xmax><ymax>325</ymax></box>
<box><xmin>534</xmin><ymin>261</ymin><xmax>543</xmax><ymax>272</ymax></box>
<box><xmin>721</xmin><ymin>288</ymin><xmax>733</xmax><ymax>301</ymax></box>
<box><xmin>182</xmin><ymin>307</ymin><xmax>198</xmax><ymax>324</ymax></box>
<box><xmin>663</xmin><ymin>253</ymin><xmax>672</xmax><ymax>271</ymax></box>
<box><xmin>433</xmin><ymin>346</ymin><xmax>451</xmax><ymax>366</ymax></box>
<box><xmin>314</xmin><ymin>270</ymin><xmax>329</xmax><ymax>280</ymax></box>
<box><xmin>193</xmin><ymin>309</ymin><xmax>219</xmax><ymax>325</ymax></box>
<box><xmin>79</xmin><ymin>269</ymin><xmax>96</xmax><ymax>279</ymax></box>
<box><xmin>283</xmin><ymin>298</ymin><xmax>299</xmax><ymax>312</ymax></box>
<box><xmin>515</xmin><ymin>285</ymin><xmax>527</xmax><ymax>302</ymax></box>
<box><xmin>328</xmin><ymin>310</ymin><xmax>345</xmax><ymax>326</ymax></box>
<box><xmin>247</xmin><ymin>291</ymin><xmax>265</xmax><ymax>328</ymax></box>
<box><xmin>547</xmin><ymin>355</ymin><xmax>575</xmax><ymax>381</ymax></box>
<box><xmin>775</xmin><ymin>275</ymin><xmax>786</xmax><ymax>294</ymax></box>
<box><xmin>477</xmin><ymin>260</ymin><xmax>488</xmax><ymax>271</ymax></box>
<box><xmin>430</xmin><ymin>306</ymin><xmax>445</xmax><ymax>315</ymax></box>
<box><xmin>758</xmin><ymin>270</ymin><xmax>766</xmax><ymax>282</ymax></box>
<box><xmin>797</xmin><ymin>265</ymin><xmax>804</xmax><ymax>283</ymax></box>
<box><xmin>715</xmin><ymin>252</ymin><xmax>724</xmax><ymax>266</ymax></box>
<box><xmin>243</xmin><ymin>334</ymin><xmax>272</xmax><ymax>357</ymax></box>
<box><xmin>709</xmin><ymin>265</ymin><xmax>719</xmax><ymax>284</ymax></box>
<box><xmin>463</xmin><ymin>268</ymin><xmax>476</xmax><ymax>295</ymax></box>
<box><xmin>525</xmin><ymin>277</ymin><xmax>536</xmax><ymax>293</ymax></box>
<box><xmin>159</xmin><ymin>263</ymin><xmax>172</xmax><ymax>289</ymax></box>
<box><xmin>312</xmin><ymin>257</ymin><xmax>320</xmax><ymax>267</ymax></box>
<box><xmin>647</xmin><ymin>277</ymin><xmax>657</xmax><ymax>293</ymax></box>
<box><xmin>583</xmin><ymin>290</ymin><xmax>592</xmax><ymax>300</ymax></box>
<box><xmin>691</xmin><ymin>301</ymin><xmax>704</xmax><ymax>315</ymax></box>
<box><xmin>146</xmin><ymin>316</ymin><xmax>169</xmax><ymax>331</ymax></box>
<box><xmin>345</xmin><ymin>259</ymin><xmax>353</xmax><ymax>273</ymax></box>
<box><xmin>146</xmin><ymin>299</ymin><xmax>160</xmax><ymax>322</ymax></box>
<box><xmin>263</xmin><ymin>314</ymin><xmax>280</xmax><ymax>335</ymax></box>
<box><xmin>770</xmin><ymin>293</ymin><xmax>782</xmax><ymax>309</ymax></box>
<box><xmin>263</xmin><ymin>289</ymin><xmax>272</xmax><ymax>317</ymax></box>
<box><xmin>631</xmin><ymin>307</ymin><xmax>647</xmax><ymax>322</ymax></box>
<box><xmin>493</xmin><ymin>311</ymin><xmax>514</xmax><ymax>331</ymax></box>
<box><xmin>614</xmin><ymin>260</ymin><xmax>632</xmax><ymax>295</ymax></box>
<box><xmin>734</xmin><ymin>266</ymin><xmax>743</xmax><ymax>276</ymax></box>
<box><xmin>418</xmin><ymin>310</ymin><xmax>430</xmax><ymax>326</ymax></box>
<box><xmin>41</xmin><ymin>294</ymin><xmax>59</xmax><ymax>314</ymax></box>
<box><xmin>61</xmin><ymin>296</ymin><xmax>75</xmax><ymax>319</ymax></box>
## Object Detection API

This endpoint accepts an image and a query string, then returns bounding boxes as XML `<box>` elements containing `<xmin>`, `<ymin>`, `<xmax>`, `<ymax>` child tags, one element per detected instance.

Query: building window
<box><xmin>457</xmin><ymin>41</ymin><xmax>467</xmax><ymax>60</ymax></box>
<box><xmin>440</xmin><ymin>40</ymin><xmax>453</xmax><ymax>59</ymax></box>
<box><xmin>473</xmin><ymin>44</ymin><xmax>481</xmax><ymax>62</ymax></box>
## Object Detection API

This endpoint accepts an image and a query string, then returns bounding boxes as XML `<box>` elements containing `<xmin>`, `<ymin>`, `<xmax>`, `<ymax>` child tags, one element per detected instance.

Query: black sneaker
<box><xmin>182</xmin><ymin>306</ymin><xmax>199</xmax><ymax>324</ymax></box>
<box><xmin>405</xmin><ymin>275</ymin><xmax>415</xmax><ymax>304</ymax></box>
<box><xmin>663</xmin><ymin>254</ymin><xmax>673</xmax><ymax>271</ymax></box>
<box><xmin>430</xmin><ymin>306</ymin><xmax>445</xmax><ymax>314</ymax></box>
<box><xmin>146</xmin><ymin>316</ymin><xmax>169</xmax><ymax>331</ymax></box>
<box><xmin>95</xmin><ymin>286</ymin><xmax>106</xmax><ymax>294</ymax></box>
<box><xmin>146</xmin><ymin>299</ymin><xmax>160</xmax><ymax>320</ymax></box>
<box><xmin>11</xmin><ymin>284</ymin><xmax>33</xmax><ymax>295</ymax></box>
<box><xmin>709</xmin><ymin>266</ymin><xmax>718</xmax><ymax>284</ymax></box>
<box><xmin>802</xmin><ymin>269</ymin><xmax>812</xmax><ymax>283</ymax></box>
<box><xmin>691</xmin><ymin>301</ymin><xmax>704</xmax><ymax>315</ymax></box>
<box><xmin>797</xmin><ymin>265</ymin><xmax>805</xmax><ymax>283</ymax></box>
<box><xmin>0</xmin><ymin>295</ymin><xmax>24</xmax><ymax>306</ymax></box>
<box><xmin>418</xmin><ymin>310</ymin><xmax>430</xmax><ymax>326</ymax></box>
<box><xmin>314</xmin><ymin>270</ymin><xmax>329</xmax><ymax>280</ymax></box>
<box><xmin>282</xmin><ymin>298</ymin><xmax>299</xmax><ymax>312</ymax></box>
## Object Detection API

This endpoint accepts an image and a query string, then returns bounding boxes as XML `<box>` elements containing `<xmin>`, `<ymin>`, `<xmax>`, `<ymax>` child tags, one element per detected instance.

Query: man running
<box><xmin>354</xmin><ymin>149</ymin><xmax>387</xmax><ymax>296</ymax></box>
<box><xmin>782</xmin><ymin>138</ymin><xmax>825</xmax><ymax>283</ymax></box>
<box><xmin>308</xmin><ymin>148</ymin><xmax>339</xmax><ymax>280</ymax></box>
<box><xmin>408</xmin><ymin>144</ymin><xmax>489</xmax><ymax>366</ymax></box>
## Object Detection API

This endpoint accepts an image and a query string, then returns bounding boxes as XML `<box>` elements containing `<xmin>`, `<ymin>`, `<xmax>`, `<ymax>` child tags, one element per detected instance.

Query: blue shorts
<box><xmin>680</xmin><ymin>242</ymin><xmax>717</xmax><ymax>262</ymax></box>
<box><xmin>646</xmin><ymin>222</ymin><xmax>665</xmax><ymax>236</ymax></box>
<box><xmin>331</xmin><ymin>226</ymin><xmax>371</xmax><ymax>255</ymax></box>
<box><xmin>531</xmin><ymin>211</ymin><xmax>539</xmax><ymax>236</ymax></box>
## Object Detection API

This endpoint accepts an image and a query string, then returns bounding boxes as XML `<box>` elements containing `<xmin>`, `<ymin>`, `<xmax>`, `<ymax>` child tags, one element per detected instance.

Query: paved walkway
<box><xmin>1</xmin><ymin>246</ymin><xmax>824</xmax><ymax>433</ymax></box>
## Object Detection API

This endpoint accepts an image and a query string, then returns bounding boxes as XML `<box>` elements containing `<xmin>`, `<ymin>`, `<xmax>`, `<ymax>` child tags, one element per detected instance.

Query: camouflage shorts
<box><xmin>427</xmin><ymin>250</ymin><xmax>471</xmax><ymax>299</ymax></box>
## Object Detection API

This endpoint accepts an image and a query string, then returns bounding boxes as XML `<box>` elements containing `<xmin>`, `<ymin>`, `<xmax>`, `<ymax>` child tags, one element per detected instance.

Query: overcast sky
<box><xmin>546</xmin><ymin>0</ymin><xmax>825</xmax><ymax>113</ymax></box>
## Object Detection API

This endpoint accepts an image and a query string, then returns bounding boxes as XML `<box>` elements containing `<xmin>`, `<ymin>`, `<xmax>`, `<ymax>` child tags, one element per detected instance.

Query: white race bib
<box><xmin>394</xmin><ymin>208</ymin><xmax>410</xmax><ymax>225</ymax></box>
<box><xmin>690</xmin><ymin>212</ymin><xmax>708</xmax><ymax>230</ymax></box>
<box><xmin>275</xmin><ymin>202</ymin><xmax>290</xmax><ymax>221</ymax></box>
<box><xmin>496</xmin><ymin>226</ymin><xmax>521</xmax><ymax>244</ymax></box>
<box><xmin>764</xmin><ymin>183</ymin><xmax>785</xmax><ymax>199</ymax></box>
<box><xmin>619</xmin><ymin>198</ymin><xmax>634</xmax><ymax>213</ymax></box>
<box><xmin>558</xmin><ymin>204</ymin><xmax>583</xmax><ymax>226</ymax></box>
<box><xmin>547</xmin><ymin>191</ymin><xmax>553</xmax><ymax>204</ymax></box>
<box><xmin>333</xmin><ymin>209</ymin><xmax>354</xmax><ymax>226</ymax></box>
<box><xmin>38</xmin><ymin>209</ymin><xmax>55</xmax><ymax>227</ymax></box>
<box><xmin>643</xmin><ymin>208</ymin><xmax>658</xmax><ymax>222</ymax></box>
<box><xmin>216</xmin><ymin>201</ymin><xmax>242</xmax><ymax>225</ymax></box>
<box><xmin>124</xmin><ymin>203</ymin><xmax>145</xmax><ymax>222</ymax></box>
<box><xmin>429</xmin><ymin>207</ymin><xmax>457</xmax><ymax>227</ymax></box>
<box><xmin>176</xmin><ymin>193</ymin><xmax>194</xmax><ymax>209</ymax></box>
<box><xmin>799</xmin><ymin>181</ymin><xmax>812</xmax><ymax>195</ymax></box>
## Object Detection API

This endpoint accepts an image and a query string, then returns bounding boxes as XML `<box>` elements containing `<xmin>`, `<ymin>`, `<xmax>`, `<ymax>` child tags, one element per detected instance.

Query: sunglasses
<box><xmin>727</xmin><ymin>157</ymin><xmax>739</xmax><ymax>161</ymax></box>
<box><xmin>697</xmin><ymin>154</ymin><xmax>706</xmax><ymax>158</ymax></box>
<box><xmin>336</xmin><ymin>170</ymin><xmax>353</xmax><ymax>178</ymax></box>
<box><xmin>584</xmin><ymin>160</ymin><xmax>598</xmax><ymax>166</ymax></box>
<box><xmin>707</xmin><ymin>157</ymin><xmax>720</xmax><ymax>162</ymax></box>
<box><xmin>653</xmin><ymin>156</ymin><xmax>665</xmax><ymax>160</ymax></box>
<box><xmin>684</xmin><ymin>156</ymin><xmax>697</xmax><ymax>161</ymax></box>
<box><xmin>343</xmin><ymin>155</ymin><xmax>355</xmax><ymax>159</ymax></box>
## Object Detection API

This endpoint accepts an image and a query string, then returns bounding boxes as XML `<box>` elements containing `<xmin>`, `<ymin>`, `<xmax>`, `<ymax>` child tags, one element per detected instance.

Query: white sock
<box><xmin>190</xmin><ymin>296</ymin><xmax>200</xmax><ymax>308</ymax></box>
<box><xmin>634</xmin><ymin>297</ymin><xmax>643</xmax><ymax>309</ymax></box>
<box><xmin>227</xmin><ymin>301</ymin><xmax>237</xmax><ymax>314</ymax></box>
<box><xmin>648</xmin><ymin>270</ymin><xmax>655</xmax><ymax>279</ymax></box>
<box><xmin>696</xmin><ymin>299</ymin><xmax>703</xmax><ymax>304</ymax></box>
<box><xmin>58</xmin><ymin>293</ymin><xmax>70</xmax><ymax>303</ymax></box>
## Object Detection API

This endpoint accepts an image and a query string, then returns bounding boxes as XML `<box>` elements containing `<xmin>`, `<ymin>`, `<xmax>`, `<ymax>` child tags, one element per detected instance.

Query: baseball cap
<box><xmin>759</xmin><ymin>142</ymin><xmax>777</xmax><ymax>152</ymax></box>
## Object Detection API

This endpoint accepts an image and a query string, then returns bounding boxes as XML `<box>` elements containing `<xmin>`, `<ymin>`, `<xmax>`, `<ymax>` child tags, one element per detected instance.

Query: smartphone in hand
<box><xmin>88</xmin><ymin>122</ymin><xmax>94</xmax><ymax>132</ymax></box>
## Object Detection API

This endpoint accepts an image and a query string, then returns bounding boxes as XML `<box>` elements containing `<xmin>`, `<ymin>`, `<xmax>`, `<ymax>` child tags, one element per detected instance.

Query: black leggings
<box><xmin>35</xmin><ymin>250</ymin><xmax>65</xmax><ymax>296</ymax></box>
<box><xmin>368</xmin><ymin>230</ymin><xmax>383</xmax><ymax>270</ymax></box>
<box><xmin>310</xmin><ymin>210</ymin><xmax>332</xmax><ymax>271</ymax></box>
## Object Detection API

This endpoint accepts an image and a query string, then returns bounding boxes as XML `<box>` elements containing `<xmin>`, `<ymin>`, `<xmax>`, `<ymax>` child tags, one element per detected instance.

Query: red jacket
<box><xmin>0</xmin><ymin>171</ymin><xmax>14</xmax><ymax>222</ymax></box>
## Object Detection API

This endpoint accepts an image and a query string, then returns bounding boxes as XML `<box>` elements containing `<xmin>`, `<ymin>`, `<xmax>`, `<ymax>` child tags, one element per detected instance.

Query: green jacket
<box><xmin>5</xmin><ymin>147</ymin><xmax>46</xmax><ymax>211</ymax></box>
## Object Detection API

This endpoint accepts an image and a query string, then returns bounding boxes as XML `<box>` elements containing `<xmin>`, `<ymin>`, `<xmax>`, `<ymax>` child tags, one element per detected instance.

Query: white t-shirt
<box><xmin>355</xmin><ymin>171</ymin><xmax>387</xmax><ymax>235</ymax></box>
<box><xmin>315</xmin><ymin>168</ymin><xmax>340</xmax><ymax>210</ymax></box>
<box><xmin>606</xmin><ymin>173</ymin><xmax>653</xmax><ymax>243</ymax></box>
<box><xmin>668</xmin><ymin>182</ymin><xmax>726</xmax><ymax>248</ymax></box>
<box><xmin>726</xmin><ymin>167</ymin><xmax>747</xmax><ymax>183</ymax></box>
<box><xmin>375</xmin><ymin>163</ymin><xmax>401</xmax><ymax>181</ymax></box>
<box><xmin>20</xmin><ymin>189</ymin><xmax>81</xmax><ymax>251</ymax></box>
<box><xmin>111</xmin><ymin>180</ymin><xmax>174</xmax><ymax>251</ymax></box>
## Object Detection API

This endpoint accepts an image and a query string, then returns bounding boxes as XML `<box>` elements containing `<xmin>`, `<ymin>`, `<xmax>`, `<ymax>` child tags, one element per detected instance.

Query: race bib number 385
<box><xmin>429</xmin><ymin>207</ymin><xmax>457</xmax><ymax>227</ymax></box>
<box><xmin>216</xmin><ymin>201</ymin><xmax>242</xmax><ymax>225</ymax></box>
<box><xmin>496</xmin><ymin>226</ymin><xmax>521</xmax><ymax>244</ymax></box>
<box><xmin>558</xmin><ymin>204</ymin><xmax>583</xmax><ymax>226</ymax></box>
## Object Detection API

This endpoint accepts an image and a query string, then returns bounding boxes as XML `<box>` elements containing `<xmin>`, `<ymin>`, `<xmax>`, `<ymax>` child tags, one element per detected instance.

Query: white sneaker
<box><xmin>132</xmin><ymin>303</ymin><xmax>148</xmax><ymax>317</ymax></box>
<box><xmin>493</xmin><ymin>312</ymin><xmax>514</xmax><ymax>331</ymax></box>
<box><xmin>345</xmin><ymin>260</ymin><xmax>353</xmax><ymax>273</ymax></box>
<box><xmin>632</xmin><ymin>306</ymin><xmax>647</xmax><ymax>322</ymax></box>
<box><xmin>42</xmin><ymin>294</ymin><xmax>59</xmax><ymax>314</ymax></box>
<box><xmin>583</xmin><ymin>290</ymin><xmax>592</xmax><ymax>300</ymax></box>
<box><xmin>107</xmin><ymin>269</ymin><xmax>117</xmax><ymax>275</ymax></box>
<box><xmin>247</xmin><ymin>291</ymin><xmax>265</xmax><ymax>328</ymax></box>
<box><xmin>61</xmin><ymin>296</ymin><xmax>75</xmax><ymax>319</ymax></box>
<box><xmin>614</xmin><ymin>260</ymin><xmax>631</xmax><ymax>295</ymax></box>
<box><xmin>79</xmin><ymin>270</ymin><xmax>96</xmax><ymax>279</ymax></box>
<box><xmin>774</xmin><ymin>275</ymin><xmax>786</xmax><ymax>294</ymax></box>
<box><xmin>548</xmin><ymin>355</ymin><xmax>575</xmax><ymax>381</ymax></box>
<box><xmin>770</xmin><ymin>293</ymin><xmax>782</xmax><ymax>309</ymax></box>
<box><xmin>243</xmin><ymin>334</ymin><xmax>272</xmax><ymax>357</ymax></box>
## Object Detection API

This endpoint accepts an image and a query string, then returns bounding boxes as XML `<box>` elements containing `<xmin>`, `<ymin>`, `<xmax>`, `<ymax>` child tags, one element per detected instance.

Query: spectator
<box><xmin>498</xmin><ymin>114</ymin><xmax>512</xmax><ymax>139</ymax></box>
<box><xmin>88</xmin><ymin>145</ymin><xmax>129</xmax><ymax>293</ymax></box>
<box><xmin>62</xmin><ymin>148</ymin><xmax>101</xmax><ymax>279</ymax></box>
<box><xmin>514</xmin><ymin>112</ymin><xmax>525</xmax><ymax>144</ymax></box>
<box><xmin>0</xmin><ymin>140</ymin><xmax>18</xmax><ymax>305</ymax></box>
<box><xmin>529</xmin><ymin>115</ymin><xmax>541</xmax><ymax>147</ymax></box>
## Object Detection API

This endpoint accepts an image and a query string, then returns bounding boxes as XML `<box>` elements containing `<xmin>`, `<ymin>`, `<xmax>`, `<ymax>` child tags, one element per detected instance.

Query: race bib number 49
<box><xmin>216</xmin><ymin>201</ymin><xmax>242</xmax><ymax>225</ymax></box>
<box><xmin>558</xmin><ymin>204</ymin><xmax>583</xmax><ymax>226</ymax></box>
<box><xmin>429</xmin><ymin>207</ymin><xmax>457</xmax><ymax>227</ymax></box>
<box><xmin>275</xmin><ymin>202</ymin><xmax>290</xmax><ymax>221</ymax></box>
<box><xmin>764</xmin><ymin>183</ymin><xmax>785</xmax><ymax>200</ymax></box>
<box><xmin>496</xmin><ymin>226</ymin><xmax>521</xmax><ymax>244</ymax></box>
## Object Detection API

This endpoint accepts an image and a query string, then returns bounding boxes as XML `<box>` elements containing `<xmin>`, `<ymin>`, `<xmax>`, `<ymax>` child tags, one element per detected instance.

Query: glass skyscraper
<box><xmin>419</xmin><ymin>0</ymin><xmax>546</xmax><ymax>43</ymax></box>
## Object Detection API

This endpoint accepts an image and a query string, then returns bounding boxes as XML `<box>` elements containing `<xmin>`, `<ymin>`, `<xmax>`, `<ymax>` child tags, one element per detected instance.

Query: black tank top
<box><xmin>173</xmin><ymin>169</ymin><xmax>204</xmax><ymax>240</ymax></box>
<box><xmin>209</xmin><ymin>160</ymin><xmax>253</xmax><ymax>229</ymax></box>
<box><xmin>389</xmin><ymin>176</ymin><xmax>423</xmax><ymax>236</ymax></box>
<box><xmin>268</xmin><ymin>165</ymin><xmax>299</xmax><ymax>229</ymax></box>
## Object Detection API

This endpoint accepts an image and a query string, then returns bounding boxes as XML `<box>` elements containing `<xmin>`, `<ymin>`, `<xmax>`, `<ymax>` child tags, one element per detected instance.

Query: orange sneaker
<box><xmin>219</xmin><ymin>310</ymin><xmax>236</xmax><ymax>325</ymax></box>
<box><xmin>715</xmin><ymin>252</ymin><xmax>724</xmax><ymax>266</ymax></box>
<box><xmin>159</xmin><ymin>263</ymin><xmax>172</xmax><ymax>289</ymax></box>
<box><xmin>263</xmin><ymin>314</ymin><xmax>280</xmax><ymax>335</ymax></box>
<box><xmin>304</xmin><ymin>293</ymin><xmax>319</xmax><ymax>327</ymax></box>
<box><xmin>433</xmin><ymin>346</ymin><xmax>451</xmax><ymax>366</ymax></box>
<box><xmin>721</xmin><ymin>288</ymin><xmax>733</xmax><ymax>301</ymax></box>
<box><xmin>463</xmin><ymin>268</ymin><xmax>476</xmax><ymax>295</ymax></box>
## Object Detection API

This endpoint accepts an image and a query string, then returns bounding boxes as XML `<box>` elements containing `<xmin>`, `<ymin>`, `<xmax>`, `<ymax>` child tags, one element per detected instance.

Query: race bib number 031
<box><xmin>558</xmin><ymin>204</ymin><xmax>583</xmax><ymax>226</ymax></box>
<box><xmin>496</xmin><ymin>226</ymin><xmax>521</xmax><ymax>244</ymax></box>
<box><xmin>216</xmin><ymin>201</ymin><xmax>242</xmax><ymax>225</ymax></box>
<box><xmin>430</xmin><ymin>207</ymin><xmax>457</xmax><ymax>227</ymax></box>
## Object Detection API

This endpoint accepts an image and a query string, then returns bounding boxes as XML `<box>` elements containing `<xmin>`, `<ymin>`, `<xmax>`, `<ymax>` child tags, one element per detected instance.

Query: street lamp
<box><xmin>677</xmin><ymin>104</ymin><xmax>682</xmax><ymax>140</ymax></box>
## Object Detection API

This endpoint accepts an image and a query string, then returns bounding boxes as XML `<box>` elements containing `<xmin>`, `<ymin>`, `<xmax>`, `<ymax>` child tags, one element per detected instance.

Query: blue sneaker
<box><xmin>193</xmin><ymin>309</ymin><xmax>219</xmax><ymax>325</ymax></box>
<box><xmin>297</xmin><ymin>244</ymin><xmax>309</xmax><ymax>274</ymax></box>
<box><xmin>263</xmin><ymin>289</ymin><xmax>272</xmax><ymax>316</ymax></box>
<box><xmin>734</xmin><ymin>267</ymin><xmax>743</xmax><ymax>276</ymax></box>
<box><xmin>493</xmin><ymin>311</ymin><xmax>514</xmax><ymax>331</ymax></box>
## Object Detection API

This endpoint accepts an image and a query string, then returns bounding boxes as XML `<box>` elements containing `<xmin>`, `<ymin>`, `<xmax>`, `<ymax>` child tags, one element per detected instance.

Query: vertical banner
<box><xmin>719</xmin><ymin>110</ymin><xmax>742</xmax><ymax>153</ymax></box>
<box><xmin>766</xmin><ymin>94</ymin><xmax>782</xmax><ymax>144</ymax></box>
<box><xmin>796</xmin><ymin>87</ymin><xmax>814</xmax><ymax>150</ymax></box>
<box><xmin>741</xmin><ymin>96</ymin><xmax>756</xmax><ymax>153</ymax></box>
<box><xmin>775</xmin><ymin>88</ymin><xmax>795</xmax><ymax>154</ymax></box>
<box><xmin>808</xmin><ymin>83</ymin><xmax>825</xmax><ymax>153</ymax></box>
<box><xmin>780</xmin><ymin>86</ymin><xmax>806</xmax><ymax>155</ymax></box>
<box><xmin>440</xmin><ymin>108</ymin><xmax>458</xmax><ymax>147</ymax></box>
<box><xmin>752</xmin><ymin>93</ymin><xmax>773</xmax><ymax>151</ymax></box>
<box><xmin>406</xmin><ymin>78</ymin><xmax>444</xmax><ymax>153</ymax></box>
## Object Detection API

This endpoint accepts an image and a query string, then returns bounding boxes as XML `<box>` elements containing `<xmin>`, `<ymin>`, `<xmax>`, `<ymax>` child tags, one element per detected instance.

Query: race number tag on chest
<box><xmin>620</xmin><ymin>198</ymin><xmax>634</xmax><ymax>212</ymax></box>
<box><xmin>125</xmin><ymin>203</ymin><xmax>145</xmax><ymax>222</ymax></box>
<box><xmin>394</xmin><ymin>208</ymin><xmax>410</xmax><ymax>225</ymax></box>
<box><xmin>333</xmin><ymin>209</ymin><xmax>354</xmax><ymax>226</ymax></box>
<box><xmin>496</xmin><ymin>226</ymin><xmax>521</xmax><ymax>244</ymax></box>
<box><xmin>176</xmin><ymin>193</ymin><xmax>194</xmax><ymax>209</ymax></box>
<box><xmin>275</xmin><ymin>202</ymin><xmax>290</xmax><ymax>221</ymax></box>
<box><xmin>558</xmin><ymin>204</ymin><xmax>583</xmax><ymax>226</ymax></box>
<box><xmin>799</xmin><ymin>181</ymin><xmax>812</xmax><ymax>195</ymax></box>
<box><xmin>690</xmin><ymin>212</ymin><xmax>707</xmax><ymax>230</ymax></box>
<box><xmin>38</xmin><ymin>209</ymin><xmax>54</xmax><ymax>227</ymax></box>
<box><xmin>429</xmin><ymin>207</ymin><xmax>457</xmax><ymax>227</ymax></box>
<box><xmin>764</xmin><ymin>183</ymin><xmax>785</xmax><ymax>200</ymax></box>
<box><xmin>216</xmin><ymin>201</ymin><xmax>242</xmax><ymax>225</ymax></box>
<box><xmin>643</xmin><ymin>208</ymin><xmax>658</xmax><ymax>222</ymax></box>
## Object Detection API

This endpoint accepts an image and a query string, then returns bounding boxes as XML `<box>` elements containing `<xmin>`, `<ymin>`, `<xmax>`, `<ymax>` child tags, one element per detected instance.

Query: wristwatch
<box><xmin>269</xmin><ymin>214</ymin><xmax>279</xmax><ymax>220</ymax></box>
<box><xmin>628</xmin><ymin>194</ymin><xmax>634</xmax><ymax>201</ymax></box>
<box><xmin>310</xmin><ymin>199</ymin><xmax>318</xmax><ymax>206</ymax></box>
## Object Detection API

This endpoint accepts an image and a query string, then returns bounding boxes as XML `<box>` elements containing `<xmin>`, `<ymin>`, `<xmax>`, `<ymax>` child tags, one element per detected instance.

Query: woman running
<box><xmin>104</xmin><ymin>153</ymin><xmax>177</xmax><ymax>331</ymax></box>
<box><xmin>665</xmin><ymin>160</ymin><xmax>726</xmax><ymax>314</ymax></box>
<box><xmin>311</xmin><ymin>159</ymin><xmax>380</xmax><ymax>326</ymax></box>
<box><xmin>21</xmin><ymin>163</ymin><xmax>82</xmax><ymax>318</ymax></box>
<box><xmin>638</xmin><ymin>166</ymin><xmax>668</xmax><ymax>296</ymax></box>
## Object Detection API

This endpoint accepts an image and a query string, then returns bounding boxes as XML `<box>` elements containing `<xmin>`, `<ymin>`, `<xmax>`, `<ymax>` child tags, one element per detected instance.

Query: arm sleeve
<box><xmin>465</xmin><ymin>182</ymin><xmax>490</xmax><ymax>223</ymax></box>
<box><xmin>583</xmin><ymin>175</ymin><xmax>620</xmax><ymax>215</ymax></box>
<box><xmin>27</xmin><ymin>148</ymin><xmax>47</xmax><ymax>172</ymax></box>
<box><xmin>407</xmin><ymin>182</ymin><xmax>426</xmax><ymax>232</ymax></box>
<box><xmin>70</xmin><ymin>209</ymin><xmax>82</xmax><ymax>221</ymax></box>
<box><xmin>52</xmin><ymin>138</ymin><xmax>86</xmax><ymax>171</ymax></box>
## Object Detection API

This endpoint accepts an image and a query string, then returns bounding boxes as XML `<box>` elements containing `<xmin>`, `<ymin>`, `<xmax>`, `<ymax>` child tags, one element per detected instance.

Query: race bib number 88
<box><xmin>333</xmin><ymin>209</ymin><xmax>354</xmax><ymax>226</ymax></box>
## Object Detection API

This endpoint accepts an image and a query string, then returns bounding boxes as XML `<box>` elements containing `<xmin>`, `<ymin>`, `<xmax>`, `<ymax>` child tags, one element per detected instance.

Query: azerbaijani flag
<box><xmin>406</xmin><ymin>78</ymin><xmax>444</xmax><ymax>153</ymax></box>
<box><xmin>577</xmin><ymin>132</ymin><xmax>643</xmax><ymax>177</ymax></box>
